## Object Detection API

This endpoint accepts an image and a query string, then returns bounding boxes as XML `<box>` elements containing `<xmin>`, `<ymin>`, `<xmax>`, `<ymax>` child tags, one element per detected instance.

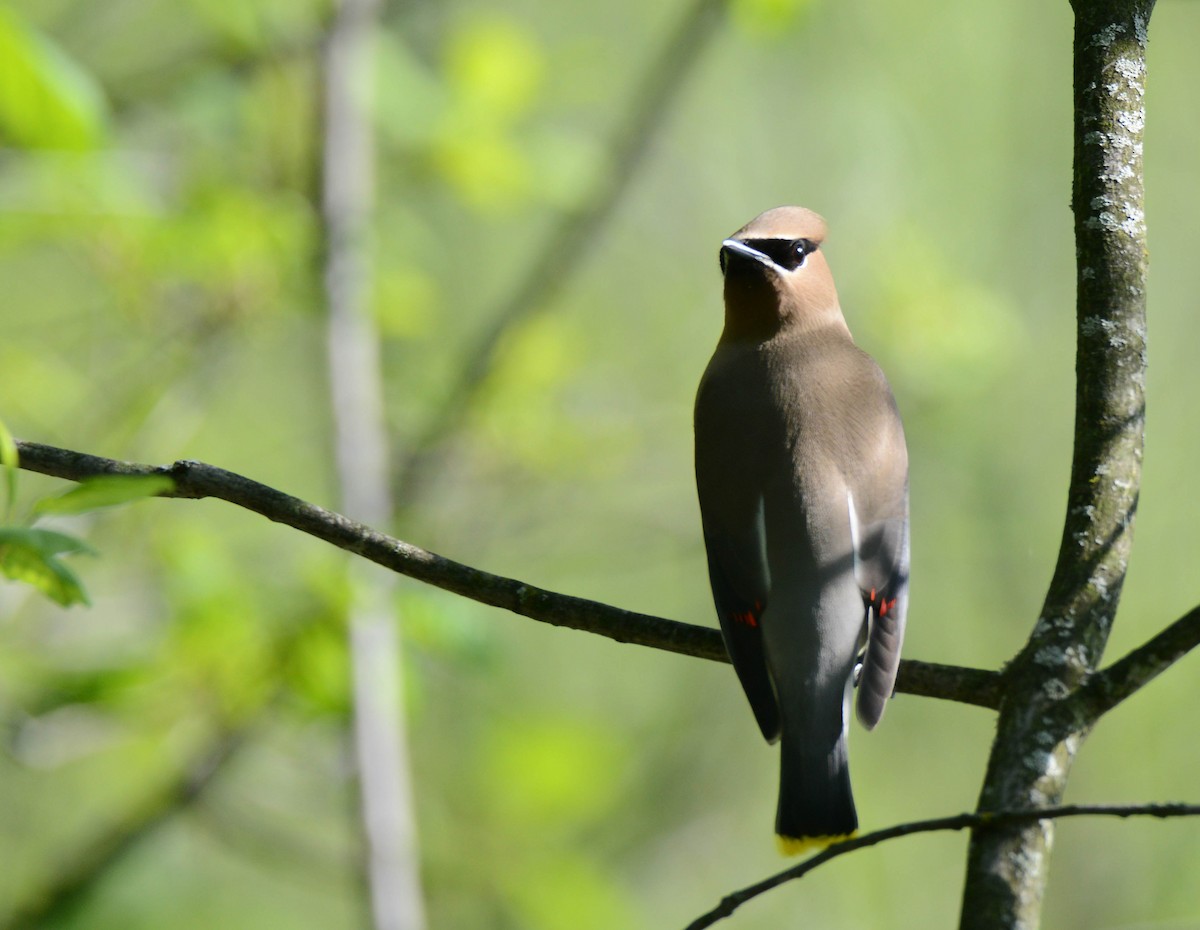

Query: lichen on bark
<box><xmin>957</xmin><ymin>2</ymin><xmax>1156</xmax><ymax>928</ymax></box>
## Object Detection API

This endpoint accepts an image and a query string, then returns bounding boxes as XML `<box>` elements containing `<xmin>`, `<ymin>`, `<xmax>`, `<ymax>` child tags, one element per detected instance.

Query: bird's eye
<box><xmin>792</xmin><ymin>239</ymin><xmax>813</xmax><ymax>263</ymax></box>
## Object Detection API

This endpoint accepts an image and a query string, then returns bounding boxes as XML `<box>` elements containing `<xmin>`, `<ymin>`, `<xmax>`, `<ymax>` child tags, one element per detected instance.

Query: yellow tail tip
<box><xmin>775</xmin><ymin>831</ymin><xmax>857</xmax><ymax>857</ymax></box>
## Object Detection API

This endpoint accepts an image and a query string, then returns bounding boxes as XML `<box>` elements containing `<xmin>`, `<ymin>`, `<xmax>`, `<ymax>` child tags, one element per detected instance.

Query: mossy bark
<box><xmin>957</xmin><ymin>2</ymin><xmax>1155</xmax><ymax>928</ymax></box>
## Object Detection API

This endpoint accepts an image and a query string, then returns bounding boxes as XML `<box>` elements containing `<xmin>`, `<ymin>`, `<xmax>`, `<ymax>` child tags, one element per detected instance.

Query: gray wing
<box><xmin>847</xmin><ymin>485</ymin><xmax>910</xmax><ymax>729</ymax></box>
<box><xmin>701</xmin><ymin>506</ymin><xmax>779</xmax><ymax>742</ymax></box>
<box><xmin>695</xmin><ymin>356</ymin><xmax>780</xmax><ymax>742</ymax></box>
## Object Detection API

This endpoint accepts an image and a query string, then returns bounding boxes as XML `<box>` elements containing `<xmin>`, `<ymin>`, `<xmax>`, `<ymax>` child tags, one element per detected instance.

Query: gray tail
<box><xmin>775</xmin><ymin>729</ymin><xmax>857</xmax><ymax>852</ymax></box>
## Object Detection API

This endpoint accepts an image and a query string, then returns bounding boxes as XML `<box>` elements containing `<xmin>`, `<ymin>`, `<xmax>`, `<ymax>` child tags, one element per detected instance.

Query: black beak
<box><xmin>720</xmin><ymin>238</ymin><xmax>777</xmax><ymax>277</ymax></box>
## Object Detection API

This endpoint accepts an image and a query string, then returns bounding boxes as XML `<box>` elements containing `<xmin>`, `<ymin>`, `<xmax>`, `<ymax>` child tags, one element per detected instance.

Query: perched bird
<box><xmin>694</xmin><ymin>206</ymin><xmax>909</xmax><ymax>854</ymax></box>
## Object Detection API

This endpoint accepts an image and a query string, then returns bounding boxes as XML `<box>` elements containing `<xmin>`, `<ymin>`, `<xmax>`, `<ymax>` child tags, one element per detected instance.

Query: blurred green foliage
<box><xmin>2</xmin><ymin>0</ymin><xmax>1200</xmax><ymax>928</ymax></box>
<box><xmin>0</xmin><ymin>6</ymin><xmax>107</xmax><ymax>149</ymax></box>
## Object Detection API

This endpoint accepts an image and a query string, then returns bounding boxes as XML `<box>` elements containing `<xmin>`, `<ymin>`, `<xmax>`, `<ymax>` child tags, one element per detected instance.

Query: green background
<box><xmin>1</xmin><ymin>0</ymin><xmax>1198</xmax><ymax>927</ymax></box>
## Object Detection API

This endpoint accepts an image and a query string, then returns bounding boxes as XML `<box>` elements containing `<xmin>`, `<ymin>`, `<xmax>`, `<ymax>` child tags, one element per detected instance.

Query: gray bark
<box><xmin>957</xmin><ymin>3</ymin><xmax>1155</xmax><ymax>927</ymax></box>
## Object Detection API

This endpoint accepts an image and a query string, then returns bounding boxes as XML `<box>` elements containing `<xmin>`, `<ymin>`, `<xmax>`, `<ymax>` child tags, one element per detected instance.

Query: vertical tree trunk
<box><xmin>957</xmin><ymin>2</ymin><xmax>1154</xmax><ymax>927</ymax></box>
<box><xmin>320</xmin><ymin>1</ymin><xmax>427</xmax><ymax>928</ymax></box>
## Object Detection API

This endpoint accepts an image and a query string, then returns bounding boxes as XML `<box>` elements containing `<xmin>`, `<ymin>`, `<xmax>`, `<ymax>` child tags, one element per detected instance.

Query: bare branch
<box><xmin>395</xmin><ymin>0</ymin><xmax>727</xmax><ymax>501</ymax></box>
<box><xmin>895</xmin><ymin>659</ymin><xmax>1002</xmax><ymax>711</ymax></box>
<box><xmin>12</xmin><ymin>439</ymin><xmax>1000</xmax><ymax>708</ymax></box>
<box><xmin>686</xmin><ymin>802</ymin><xmax>1200</xmax><ymax>930</ymax></box>
<box><xmin>1080</xmin><ymin>603</ymin><xmax>1200</xmax><ymax>718</ymax></box>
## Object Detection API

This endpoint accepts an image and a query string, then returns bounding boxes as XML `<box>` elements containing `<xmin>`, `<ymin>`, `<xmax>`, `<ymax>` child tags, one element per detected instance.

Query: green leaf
<box><xmin>0</xmin><ymin>419</ymin><xmax>16</xmax><ymax>468</ymax></box>
<box><xmin>0</xmin><ymin>6</ymin><xmax>109</xmax><ymax>149</ymax></box>
<box><xmin>34</xmin><ymin>474</ymin><xmax>175</xmax><ymax>516</ymax></box>
<box><xmin>0</xmin><ymin>526</ymin><xmax>93</xmax><ymax>606</ymax></box>
<box><xmin>0</xmin><ymin>526</ymin><xmax>95</xmax><ymax>556</ymax></box>
<box><xmin>0</xmin><ymin>419</ymin><xmax>17</xmax><ymax>520</ymax></box>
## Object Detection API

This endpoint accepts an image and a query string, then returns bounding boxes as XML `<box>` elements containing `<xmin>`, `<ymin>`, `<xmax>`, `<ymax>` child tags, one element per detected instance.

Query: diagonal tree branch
<box><xmin>12</xmin><ymin>439</ymin><xmax>1000</xmax><ymax>708</ymax></box>
<box><xmin>686</xmin><ymin>802</ymin><xmax>1200</xmax><ymax>930</ymax></box>
<box><xmin>394</xmin><ymin>0</ymin><xmax>727</xmax><ymax>501</ymax></box>
<box><xmin>1078</xmin><ymin>602</ymin><xmax>1200</xmax><ymax>719</ymax></box>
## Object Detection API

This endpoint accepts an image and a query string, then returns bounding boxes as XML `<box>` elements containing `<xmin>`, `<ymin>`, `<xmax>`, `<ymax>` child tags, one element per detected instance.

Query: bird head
<box><xmin>718</xmin><ymin>206</ymin><xmax>844</xmax><ymax>339</ymax></box>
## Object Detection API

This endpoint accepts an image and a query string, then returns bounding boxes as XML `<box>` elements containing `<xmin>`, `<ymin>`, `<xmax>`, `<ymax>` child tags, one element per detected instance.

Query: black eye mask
<box><xmin>743</xmin><ymin>238</ymin><xmax>820</xmax><ymax>271</ymax></box>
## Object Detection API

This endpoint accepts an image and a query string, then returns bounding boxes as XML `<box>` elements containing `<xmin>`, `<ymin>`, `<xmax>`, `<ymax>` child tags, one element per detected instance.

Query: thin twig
<box><xmin>13</xmin><ymin>439</ymin><xmax>1000</xmax><ymax>708</ymax></box>
<box><xmin>685</xmin><ymin>802</ymin><xmax>1200</xmax><ymax>930</ymax></box>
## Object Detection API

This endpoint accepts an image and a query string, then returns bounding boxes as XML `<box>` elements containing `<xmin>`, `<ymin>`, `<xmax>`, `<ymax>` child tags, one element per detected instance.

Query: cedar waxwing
<box><xmin>694</xmin><ymin>206</ymin><xmax>909</xmax><ymax>854</ymax></box>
